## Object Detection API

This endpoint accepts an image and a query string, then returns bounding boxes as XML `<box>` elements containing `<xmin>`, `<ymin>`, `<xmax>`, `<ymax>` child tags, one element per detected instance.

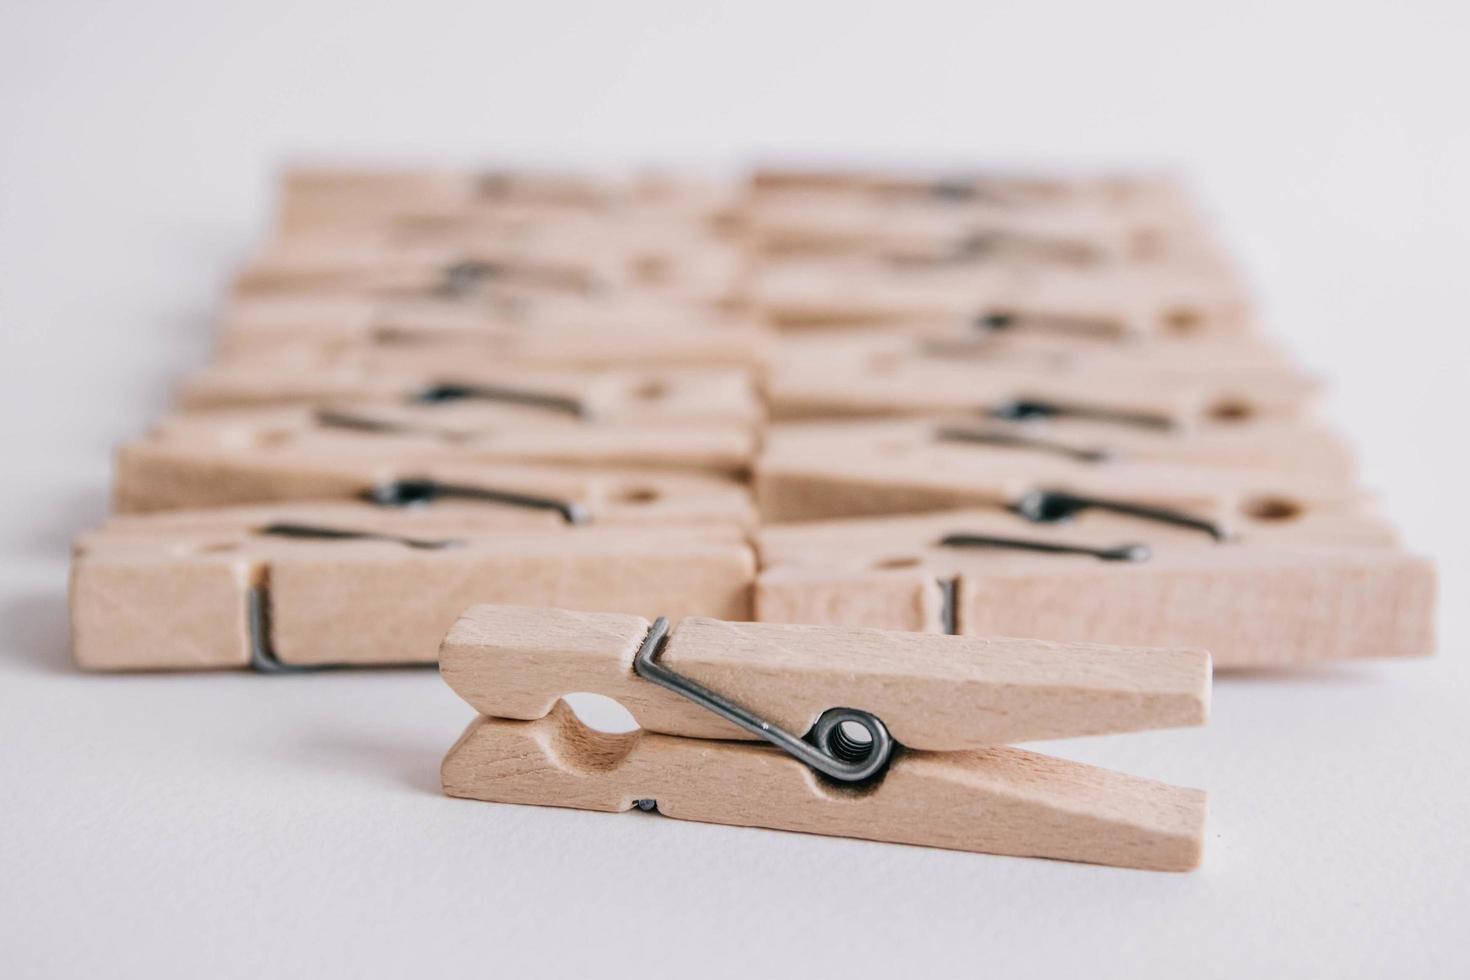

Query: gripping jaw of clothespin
<box><xmin>439</xmin><ymin>605</ymin><xmax>1211</xmax><ymax>871</ymax></box>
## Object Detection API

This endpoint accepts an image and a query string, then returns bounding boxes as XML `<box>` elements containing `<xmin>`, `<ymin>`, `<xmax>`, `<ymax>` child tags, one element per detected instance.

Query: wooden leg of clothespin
<box><xmin>442</xmin><ymin>702</ymin><xmax>1207</xmax><ymax>872</ymax></box>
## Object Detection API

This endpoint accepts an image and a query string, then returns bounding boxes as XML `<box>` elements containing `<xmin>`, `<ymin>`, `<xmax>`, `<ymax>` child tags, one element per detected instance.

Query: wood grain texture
<box><xmin>439</xmin><ymin>606</ymin><xmax>1209</xmax><ymax>750</ymax></box>
<box><xmin>442</xmin><ymin>703</ymin><xmax>1206</xmax><ymax>871</ymax></box>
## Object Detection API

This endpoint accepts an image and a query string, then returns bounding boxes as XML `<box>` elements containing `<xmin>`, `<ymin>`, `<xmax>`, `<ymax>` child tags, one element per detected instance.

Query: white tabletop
<box><xmin>2</xmin><ymin>2</ymin><xmax>1468</xmax><ymax>977</ymax></box>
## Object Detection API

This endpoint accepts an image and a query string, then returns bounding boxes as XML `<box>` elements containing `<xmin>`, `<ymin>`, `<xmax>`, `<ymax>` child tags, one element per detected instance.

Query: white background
<box><xmin>2</xmin><ymin>1</ymin><xmax>1468</xmax><ymax>977</ymax></box>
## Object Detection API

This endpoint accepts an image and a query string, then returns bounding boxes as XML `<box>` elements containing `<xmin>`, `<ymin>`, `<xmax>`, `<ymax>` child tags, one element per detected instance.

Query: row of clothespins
<box><xmin>70</xmin><ymin>166</ymin><xmax>1437</xmax><ymax>871</ymax></box>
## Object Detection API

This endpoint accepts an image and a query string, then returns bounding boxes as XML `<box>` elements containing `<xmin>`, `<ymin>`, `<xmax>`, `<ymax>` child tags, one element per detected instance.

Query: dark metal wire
<box><xmin>632</xmin><ymin>617</ymin><xmax>895</xmax><ymax>784</ymax></box>
<box><xmin>939</xmin><ymin>532</ymin><xmax>1150</xmax><ymax>563</ymax></box>
<box><xmin>934</xmin><ymin>424</ymin><xmax>1117</xmax><ymax>463</ymax></box>
<box><xmin>257</xmin><ymin>522</ymin><xmax>463</xmax><ymax>550</ymax></box>
<box><xmin>1013</xmin><ymin>489</ymin><xmax>1229</xmax><ymax>542</ymax></box>
<box><xmin>363</xmin><ymin>478</ymin><xmax>589</xmax><ymax>525</ymax></box>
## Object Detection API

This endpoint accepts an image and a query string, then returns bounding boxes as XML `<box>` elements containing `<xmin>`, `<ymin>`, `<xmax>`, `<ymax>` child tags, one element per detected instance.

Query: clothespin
<box><xmin>439</xmin><ymin>605</ymin><xmax>1210</xmax><ymax>870</ymax></box>
<box><xmin>214</xmin><ymin>295</ymin><xmax>768</xmax><ymax>368</ymax></box>
<box><xmin>114</xmin><ymin>404</ymin><xmax>755</xmax><ymax>512</ymax></box>
<box><xmin>71</xmin><ymin>507</ymin><xmax>754</xmax><ymax>671</ymax></box>
<box><xmin>767</xmin><ymin>334</ymin><xmax>1321</xmax><ymax>426</ymax></box>
<box><xmin>746</xmin><ymin>168</ymin><xmax>1233</xmax><ymax>273</ymax></box>
<box><xmin>757</xmin><ymin>419</ymin><xmax>1366</xmax><ymax>523</ymax></box>
<box><xmin>276</xmin><ymin>167</ymin><xmax>736</xmax><ymax>236</ymax></box>
<box><xmin>113</xmin><ymin>420</ymin><xmax>756</xmax><ymax>519</ymax></box>
<box><xmin>174</xmin><ymin>363</ymin><xmax>762</xmax><ymax>428</ymax></box>
<box><xmin>235</xmin><ymin>230</ymin><xmax>746</xmax><ymax>305</ymax></box>
<box><xmin>754</xmin><ymin>507</ymin><xmax>1435</xmax><ymax>667</ymax></box>
<box><xmin>748</xmin><ymin>168</ymin><xmax>1194</xmax><ymax>214</ymax></box>
<box><xmin>753</xmin><ymin>256</ymin><xmax>1251</xmax><ymax>334</ymax></box>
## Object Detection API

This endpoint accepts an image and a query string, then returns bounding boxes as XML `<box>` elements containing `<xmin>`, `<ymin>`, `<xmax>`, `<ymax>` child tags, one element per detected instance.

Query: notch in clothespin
<box><xmin>71</xmin><ymin>505</ymin><xmax>755</xmax><ymax>672</ymax></box>
<box><xmin>112</xmin><ymin>406</ymin><xmax>759</xmax><ymax>514</ymax></box>
<box><xmin>753</xmin><ymin>506</ymin><xmax>1435</xmax><ymax>667</ymax></box>
<box><xmin>213</xmin><ymin>295</ymin><xmax>773</xmax><ymax>370</ymax></box>
<box><xmin>439</xmin><ymin>606</ymin><xmax>1210</xmax><ymax>870</ymax></box>
<box><xmin>756</xmin><ymin>419</ymin><xmax>1368</xmax><ymax>524</ymax></box>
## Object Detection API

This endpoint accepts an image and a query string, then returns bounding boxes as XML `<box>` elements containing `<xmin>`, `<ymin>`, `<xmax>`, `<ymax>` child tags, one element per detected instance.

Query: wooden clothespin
<box><xmin>748</xmin><ymin>168</ymin><xmax>1195</xmax><ymax>214</ymax></box>
<box><xmin>174</xmin><ymin>363</ymin><xmax>762</xmax><ymax>428</ymax></box>
<box><xmin>114</xmin><ymin>404</ymin><xmax>755</xmax><ymax>511</ymax></box>
<box><xmin>277</xmin><ymin>168</ymin><xmax>736</xmax><ymax>237</ymax></box>
<box><xmin>754</xmin><ymin>507</ymin><xmax>1435</xmax><ymax>667</ymax></box>
<box><xmin>439</xmin><ymin>605</ymin><xmax>1210</xmax><ymax>870</ymax></box>
<box><xmin>72</xmin><ymin>507</ymin><xmax>753</xmax><ymax>671</ymax></box>
<box><xmin>113</xmin><ymin>420</ymin><xmax>756</xmax><ymax>519</ymax></box>
<box><xmin>762</xmin><ymin>415</ymin><xmax>1353</xmax><ymax>481</ymax></box>
<box><xmin>767</xmin><ymin>334</ymin><xmax>1321</xmax><ymax>426</ymax></box>
<box><xmin>757</xmin><ymin>419</ymin><xmax>1366</xmax><ymax>523</ymax></box>
<box><xmin>753</xmin><ymin>256</ymin><xmax>1251</xmax><ymax>334</ymax></box>
<box><xmin>746</xmin><ymin>169</ymin><xmax>1232</xmax><ymax>272</ymax></box>
<box><xmin>213</xmin><ymin>294</ymin><xmax>768</xmax><ymax>368</ymax></box>
<box><xmin>235</xmin><ymin>229</ymin><xmax>746</xmax><ymax>305</ymax></box>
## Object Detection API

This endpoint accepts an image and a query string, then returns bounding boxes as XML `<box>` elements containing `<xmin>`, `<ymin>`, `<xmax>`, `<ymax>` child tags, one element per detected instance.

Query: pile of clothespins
<box><xmin>69</xmin><ymin>166</ymin><xmax>1436</xmax><ymax>870</ymax></box>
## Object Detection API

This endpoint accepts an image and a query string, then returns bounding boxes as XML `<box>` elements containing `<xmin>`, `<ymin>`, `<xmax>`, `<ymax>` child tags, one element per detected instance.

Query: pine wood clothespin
<box><xmin>214</xmin><ymin>295</ymin><xmax>767</xmax><ymax>367</ymax></box>
<box><xmin>113</xmin><ymin>422</ymin><xmax>755</xmax><ymax>519</ymax></box>
<box><xmin>767</xmin><ymin>338</ymin><xmax>1320</xmax><ymax>426</ymax></box>
<box><xmin>754</xmin><ymin>507</ymin><xmax>1434</xmax><ymax>667</ymax></box>
<box><xmin>439</xmin><ymin>605</ymin><xmax>1210</xmax><ymax>870</ymax></box>
<box><xmin>175</xmin><ymin>363</ymin><xmax>762</xmax><ymax>428</ymax></box>
<box><xmin>746</xmin><ymin>195</ymin><xmax>1231</xmax><ymax>272</ymax></box>
<box><xmin>753</xmin><ymin>257</ymin><xmax>1251</xmax><ymax>333</ymax></box>
<box><xmin>113</xmin><ymin>406</ymin><xmax>757</xmax><ymax>513</ymax></box>
<box><xmin>760</xmin><ymin>414</ymin><xmax>1352</xmax><ymax>480</ymax></box>
<box><xmin>234</xmin><ymin>232</ymin><xmax>746</xmax><ymax>305</ymax></box>
<box><xmin>757</xmin><ymin>419</ymin><xmax>1366</xmax><ymax>523</ymax></box>
<box><xmin>72</xmin><ymin>508</ymin><xmax>754</xmax><ymax>671</ymax></box>
<box><xmin>276</xmin><ymin>168</ymin><xmax>735</xmax><ymax>236</ymax></box>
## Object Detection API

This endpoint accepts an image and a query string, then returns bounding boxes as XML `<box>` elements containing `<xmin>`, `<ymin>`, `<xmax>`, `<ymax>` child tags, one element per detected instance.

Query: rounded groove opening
<box><xmin>633</xmin><ymin>254</ymin><xmax>670</xmax><ymax>284</ymax></box>
<box><xmin>616</xmin><ymin>486</ymin><xmax>660</xmax><ymax>505</ymax></box>
<box><xmin>255</xmin><ymin>429</ymin><xmax>296</xmax><ymax>449</ymax></box>
<box><xmin>1163</xmin><ymin>307</ymin><xmax>1203</xmax><ymax>334</ymax></box>
<box><xmin>632</xmin><ymin>380</ymin><xmax>670</xmax><ymax>401</ymax></box>
<box><xmin>560</xmin><ymin>692</ymin><xmax>640</xmax><ymax>734</ymax></box>
<box><xmin>872</xmin><ymin>556</ymin><xmax>923</xmax><ymax>570</ymax></box>
<box><xmin>1242</xmin><ymin>496</ymin><xmax>1303</xmax><ymax>522</ymax></box>
<box><xmin>1207</xmin><ymin>398</ymin><xmax>1255</xmax><ymax>423</ymax></box>
<box><xmin>194</xmin><ymin>541</ymin><xmax>241</xmax><ymax>554</ymax></box>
